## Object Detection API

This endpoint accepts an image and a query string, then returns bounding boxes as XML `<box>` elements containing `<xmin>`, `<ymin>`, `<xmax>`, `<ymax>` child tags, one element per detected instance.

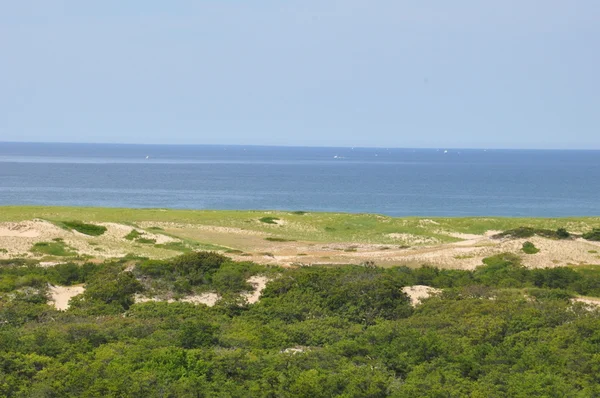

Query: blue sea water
<box><xmin>0</xmin><ymin>142</ymin><xmax>599</xmax><ymax>217</ymax></box>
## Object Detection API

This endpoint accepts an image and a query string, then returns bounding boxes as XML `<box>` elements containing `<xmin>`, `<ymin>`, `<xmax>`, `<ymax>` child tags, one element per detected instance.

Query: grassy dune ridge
<box><xmin>1</xmin><ymin>206</ymin><xmax>600</xmax><ymax>244</ymax></box>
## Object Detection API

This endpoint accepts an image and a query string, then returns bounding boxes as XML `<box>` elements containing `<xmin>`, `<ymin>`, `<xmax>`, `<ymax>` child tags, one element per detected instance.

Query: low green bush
<box><xmin>265</xmin><ymin>237</ymin><xmax>295</xmax><ymax>242</ymax></box>
<box><xmin>62</xmin><ymin>221</ymin><xmax>107</xmax><ymax>236</ymax></box>
<box><xmin>583</xmin><ymin>228</ymin><xmax>600</xmax><ymax>241</ymax></box>
<box><xmin>136</xmin><ymin>238</ymin><xmax>156</xmax><ymax>244</ymax></box>
<box><xmin>124</xmin><ymin>230</ymin><xmax>144</xmax><ymax>240</ymax></box>
<box><xmin>495</xmin><ymin>227</ymin><xmax>572</xmax><ymax>240</ymax></box>
<box><xmin>259</xmin><ymin>217</ymin><xmax>280</xmax><ymax>224</ymax></box>
<box><xmin>522</xmin><ymin>241</ymin><xmax>540</xmax><ymax>254</ymax></box>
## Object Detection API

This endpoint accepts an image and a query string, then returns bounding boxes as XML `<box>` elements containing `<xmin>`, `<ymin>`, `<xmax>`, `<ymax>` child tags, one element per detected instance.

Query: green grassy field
<box><xmin>2</xmin><ymin>206</ymin><xmax>600</xmax><ymax>244</ymax></box>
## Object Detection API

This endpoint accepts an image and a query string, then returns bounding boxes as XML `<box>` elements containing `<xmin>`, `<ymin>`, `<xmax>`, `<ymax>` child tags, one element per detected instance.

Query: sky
<box><xmin>1</xmin><ymin>1</ymin><xmax>599</xmax><ymax>149</ymax></box>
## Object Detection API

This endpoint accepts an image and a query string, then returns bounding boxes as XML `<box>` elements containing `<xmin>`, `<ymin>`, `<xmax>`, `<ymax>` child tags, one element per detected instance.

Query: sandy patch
<box><xmin>386</xmin><ymin>233</ymin><xmax>440</xmax><ymax>245</ymax></box>
<box><xmin>419</xmin><ymin>219</ymin><xmax>440</xmax><ymax>226</ymax></box>
<box><xmin>573</xmin><ymin>297</ymin><xmax>600</xmax><ymax>309</ymax></box>
<box><xmin>0</xmin><ymin>219</ymin><xmax>188</xmax><ymax>260</ymax></box>
<box><xmin>39</xmin><ymin>261</ymin><xmax>61</xmax><ymax>268</ymax></box>
<box><xmin>180</xmin><ymin>293</ymin><xmax>220</xmax><ymax>306</ymax></box>
<box><xmin>138</xmin><ymin>222</ymin><xmax>265</xmax><ymax>236</ymax></box>
<box><xmin>242</xmin><ymin>276</ymin><xmax>270</xmax><ymax>304</ymax></box>
<box><xmin>134</xmin><ymin>292</ymin><xmax>220</xmax><ymax>307</ymax></box>
<box><xmin>402</xmin><ymin>285</ymin><xmax>442</xmax><ymax>306</ymax></box>
<box><xmin>133</xmin><ymin>294</ymin><xmax>175</xmax><ymax>304</ymax></box>
<box><xmin>282</xmin><ymin>346</ymin><xmax>309</xmax><ymax>354</ymax></box>
<box><xmin>0</xmin><ymin>220</ymin><xmax>66</xmax><ymax>257</ymax></box>
<box><xmin>48</xmin><ymin>284</ymin><xmax>85</xmax><ymax>310</ymax></box>
<box><xmin>0</xmin><ymin>223</ymin><xmax>40</xmax><ymax>238</ymax></box>
<box><xmin>446</xmin><ymin>232</ymin><xmax>484</xmax><ymax>240</ymax></box>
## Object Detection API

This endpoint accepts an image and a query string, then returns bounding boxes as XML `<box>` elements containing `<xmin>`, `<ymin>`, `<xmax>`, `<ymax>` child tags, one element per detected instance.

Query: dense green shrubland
<box><xmin>1</xmin><ymin>253</ymin><xmax>600</xmax><ymax>396</ymax></box>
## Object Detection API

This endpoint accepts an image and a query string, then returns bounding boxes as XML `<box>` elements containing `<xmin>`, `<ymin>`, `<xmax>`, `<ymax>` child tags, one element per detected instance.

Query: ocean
<box><xmin>0</xmin><ymin>142</ymin><xmax>598</xmax><ymax>217</ymax></box>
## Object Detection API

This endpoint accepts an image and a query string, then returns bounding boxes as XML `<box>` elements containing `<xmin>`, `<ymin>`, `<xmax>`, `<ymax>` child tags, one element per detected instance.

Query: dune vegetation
<box><xmin>1</xmin><ymin>251</ymin><xmax>600</xmax><ymax>396</ymax></box>
<box><xmin>2</xmin><ymin>207</ymin><xmax>600</xmax><ymax>395</ymax></box>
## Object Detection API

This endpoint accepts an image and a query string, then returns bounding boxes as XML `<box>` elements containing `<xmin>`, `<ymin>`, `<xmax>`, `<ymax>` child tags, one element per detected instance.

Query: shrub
<box><xmin>494</xmin><ymin>227</ymin><xmax>536</xmax><ymax>239</ymax></box>
<box><xmin>495</xmin><ymin>227</ymin><xmax>572</xmax><ymax>240</ymax></box>
<box><xmin>171</xmin><ymin>252</ymin><xmax>228</xmax><ymax>285</ymax></box>
<box><xmin>476</xmin><ymin>253</ymin><xmax>526</xmax><ymax>287</ymax></box>
<box><xmin>522</xmin><ymin>241</ymin><xmax>540</xmax><ymax>254</ymax></box>
<box><xmin>583</xmin><ymin>229</ymin><xmax>600</xmax><ymax>241</ymax></box>
<box><xmin>62</xmin><ymin>221</ymin><xmax>107</xmax><ymax>236</ymax></box>
<box><xmin>124</xmin><ymin>230</ymin><xmax>144</xmax><ymax>240</ymax></box>
<box><xmin>80</xmin><ymin>268</ymin><xmax>143</xmax><ymax>312</ymax></box>
<box><xmin>137</xmin><ymin>260</ymin><xmax>172</xmax><ymax>278</ymax></box>
<box><xmin>265</xmin><ymin>237</ymin><xmax>295</xmax><ymax>242</ymax></box>
<box><xmin>259</xmin><ymin>217</ymin><xmax>280</xmax><ymax>224</ymax></box>
<box><xmin>136</xmin><ymin>238</ymin><xmax>156</xmax><ymax>244</ymax></box>
<box><xmin>212</xmin><ymin>266</ymin><xmax>253</xmax><ymax>294</ymax></box>
<box><xmin>52</xmin><ymin>263</ymin><xmax>83</xmax><ymax>285</ymax></box>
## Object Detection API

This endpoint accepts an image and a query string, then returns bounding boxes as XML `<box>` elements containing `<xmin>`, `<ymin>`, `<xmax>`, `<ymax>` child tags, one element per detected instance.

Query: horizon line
<box><xmin>1</xmin><ymin>140</ymin><xmax>599</xmax><ymax>151</ymax></box>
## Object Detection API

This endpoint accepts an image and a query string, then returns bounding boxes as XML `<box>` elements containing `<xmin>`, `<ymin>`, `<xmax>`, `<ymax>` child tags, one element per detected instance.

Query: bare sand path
<box><xmin>48</xmin><ymin>284</ymin><xmax>85</xmax><ymax>310</ymax></box>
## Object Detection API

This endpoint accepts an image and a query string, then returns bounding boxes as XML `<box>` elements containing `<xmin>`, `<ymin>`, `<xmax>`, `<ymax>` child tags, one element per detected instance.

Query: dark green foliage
<box><xmin>495</xmin><ymin>227</ymin><xmax>572</xmax><ymax>240</ymax></box>
<box><xmin>4</xmin><ymin>253</ymin><xmax>600</xmax><ymax>396</ymax></box>
<box><xmin>136</xmin><ymin>237</ymin><xmax>156</xmax><ymax>244</ymax></box>
<box><xmin>52</xmin><ymin>263</ymin><xmax>82</xmax><ymax>285</ymax></box>
<box><xmin>61</xmin><ymin>221</ymin><xmax>107</xmax><ymax>236</ymax></box>
<box><xmin>180</xmin><ymin>319</ymin><xmax>219</xmax><ymax>348</ymax></box>
<box><xmin>137</xmin><ymin>259</ymin><xmax>171</xmax><ymax>278</ymax></box>
<box><xmin>583</xmin><ymin>228</ymin><xmax>600</xmax><ymax>241</ymax></box>
<box><xmin>171</xmin><ymin>251</ymin><xmax>228</xmax><ymax>285</ymax></box>
<box><xmin>212</xmin><ymin>265</ymin><xmax>253</xmax><ymax>294</ymax></box>
<box><xmin>495</xmin><ymin>226</ymin><xmax>536</xmax><ymax>238</ymax></box>
<box><xmin>259</xmin><ymin>216</ymin><xmax>280</xmax><ymax>224</ymax></box>
<box><xmin>522</xmin><ymin>241</ymin><xmax>540</xmax><ymax>254</ymax></box>
<box><xmin>259</xmin><ymin>266</ymin><xmax>412</xmax><ymax>325</ymax></box>
<box><xmin>72</xmin><ymin>266</ymin><xmax>143</xmax><ymax>313</ymax></box>
<box><xmin>290</xmin><ymin>211</ymin><xmax>307</xmax><ymax>215</ymax></box>
<box><xmin>265</xmin><ymin>237</ymin><xmax>295</xmax><ymax>242</ymax></box>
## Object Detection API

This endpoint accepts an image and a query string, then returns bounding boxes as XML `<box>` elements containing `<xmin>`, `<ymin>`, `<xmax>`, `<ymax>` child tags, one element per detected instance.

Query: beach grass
<box><xmin>1</xmin><ymin>206</ymin><xmax>599</xmax><ymax>245</ymax></box>
<box><xmin>30</xmin><ymin>241</ymin><xmax>77</xmax><ymax>257</ymax></box>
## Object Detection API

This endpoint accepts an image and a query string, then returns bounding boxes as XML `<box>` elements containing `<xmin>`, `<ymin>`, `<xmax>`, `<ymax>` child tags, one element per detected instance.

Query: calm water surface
<box><xmin>0</xmin><ymin>142</ymin><xmax>599</xmax><ymax>217</ymax></box>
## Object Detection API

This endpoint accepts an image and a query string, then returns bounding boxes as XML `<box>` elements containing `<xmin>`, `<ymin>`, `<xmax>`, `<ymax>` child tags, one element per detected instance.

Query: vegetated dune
<box><xmin>134</xmin><ymin>276</ymin><xmax>270</xmax><ymax>307</ymax></box>
<box><xmin>0</xmin><ymin>220</ymin><xmax>185</xmax><ymax>260</ymax></box>
<box><xmin>1</xmin><ymin>213</ymin><xmax>600</xmax><ymax>270</ymax></box>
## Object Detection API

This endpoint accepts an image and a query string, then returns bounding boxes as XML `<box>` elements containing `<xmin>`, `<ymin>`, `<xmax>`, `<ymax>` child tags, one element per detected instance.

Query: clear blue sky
<box><xmin>1</xmin><ymin>1</ymin><xmax>598</xmax><ymax>149</ymax></box>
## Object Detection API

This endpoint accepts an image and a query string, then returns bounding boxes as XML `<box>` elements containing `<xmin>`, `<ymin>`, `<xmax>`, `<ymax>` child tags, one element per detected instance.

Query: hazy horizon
<box><xmin>2</xmin><ymin>140</ymin><xmax>600</xmax><ymax>151</ymax></box>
